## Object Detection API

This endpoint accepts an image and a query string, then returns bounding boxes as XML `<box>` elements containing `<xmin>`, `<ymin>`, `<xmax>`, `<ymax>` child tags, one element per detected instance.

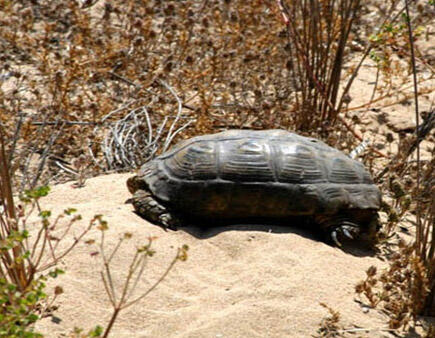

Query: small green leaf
<box><xmin>26</xmin><ymin>293</ymin><xmax>37</xmax><ymax>304</ymax></box>
<box><xmin>401</xmin><ymin>12</ymin><xmax>409</xmax><ymax>22</ymax></box>
<box><xmin>48</xmin><ymin>268</ymin><xmax>65</xmax><ymax>278</ymax></box>
<box><xmin>39</xmin><ymin>210</ymin><xmax>52</xmax><ymax>219</ymax></box>
<box><xmin>26</xmin><ymin>313</ymin><xmax>39</xmax><ymax>323</ymax></box>
<box><xmin>64</xmin><ymin>208</ymin><xmax>77</xmax><ymax>215</ymax></box>
<box><xmin>25</xmin><ymin>186</ymin><xmax>51</xmax><ymax>199</ymax></box>
<box><xmin>97</xmin><ymin>218</ymin><xmax>109</xmax><ymax>231</ymax></box>
<box><xmin>7</xmin><ymin>284</ymin><xmax>17</xmax><ymax>292</ymax></box>
<box><xmin>89</xmin><ymin>325</ymin><xmax>103</xmax><ymax>337</ymax></box>
<box><xmin>384</xmin><ymin>24</ymin><xmax>393</xmax><ymax>32</ymax></box>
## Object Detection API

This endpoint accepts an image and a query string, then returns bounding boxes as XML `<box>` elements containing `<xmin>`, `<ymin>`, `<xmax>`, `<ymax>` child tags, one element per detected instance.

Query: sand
<box><xmin>32</xmin><ymin>173</ymin><xmax>393</xmax><ymax>337</ymax></box>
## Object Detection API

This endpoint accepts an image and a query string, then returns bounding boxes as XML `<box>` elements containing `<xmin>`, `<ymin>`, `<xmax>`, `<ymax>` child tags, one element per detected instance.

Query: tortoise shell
<box><xmin>133</xmin><ymin>130</ymin><xmax>381</xmax><ymax>219</ymax></box>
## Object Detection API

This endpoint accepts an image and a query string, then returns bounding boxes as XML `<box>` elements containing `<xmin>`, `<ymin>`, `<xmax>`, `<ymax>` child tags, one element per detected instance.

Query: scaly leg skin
<box><xmin>131</xmin><ymin>189</ymin><xmax>180</xmax><ymax>231</ymax></box>
<box><xmin>329</xmin><ymin>223</ymin><xmax>360</xmax><ymax>247</ymax></box>
<box><xmin>315</xmin><ymin>216</ymin><xmax>361</xmax><ymax>247</ymax></box>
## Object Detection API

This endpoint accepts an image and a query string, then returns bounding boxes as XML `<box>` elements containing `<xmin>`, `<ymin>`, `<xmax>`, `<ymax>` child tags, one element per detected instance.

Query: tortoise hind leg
<box><xmin>131</xmin><ymin>189</ymin><xmax>180</xmax><ymax>231</ymax></box>
<box><xmin>315</xmin><ymin>215</ymin><xmax>360</xmax><ymax>247</ymax></box>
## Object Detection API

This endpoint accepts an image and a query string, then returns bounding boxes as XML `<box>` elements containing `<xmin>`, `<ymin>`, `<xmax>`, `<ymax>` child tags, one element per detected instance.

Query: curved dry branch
<box><xmin>101</xmin><ymin>82</ymin><xmax>192</xmax><ymax>170</ymax></box>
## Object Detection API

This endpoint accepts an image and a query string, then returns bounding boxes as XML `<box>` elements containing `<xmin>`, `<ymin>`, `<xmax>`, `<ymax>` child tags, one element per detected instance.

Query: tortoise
<box><xmin>127</xmin><ymin>129</ymin><xmax>381</xmax><ymax>245</ymax></box>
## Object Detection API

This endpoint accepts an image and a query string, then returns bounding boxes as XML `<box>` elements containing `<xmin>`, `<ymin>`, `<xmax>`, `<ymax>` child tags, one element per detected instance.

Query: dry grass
<box><xmin>3</xmin><ymin>0</ymin><xmax>431</xmax><ymax>188</ymax></box>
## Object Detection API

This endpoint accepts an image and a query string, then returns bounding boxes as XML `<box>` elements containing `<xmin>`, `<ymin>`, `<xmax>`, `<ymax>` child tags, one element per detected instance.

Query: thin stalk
<box><xmin>102</xmin><ymin>307</ymin><xmax>121</xmax><ymax>338</ymax></box>
<box><xmin>0</xmin><ymin>126</ymin><xmax>27</xmax><ymax>290</ymax></box>
<box><xmin>336</xmin><ymin>1</ymin><xmax>405</xmax><ymax>113</ymax></box>
<box><xmin>403</xmin><ymin>0</ymin><xmax>421</xmax><ymax>253</ymax></box>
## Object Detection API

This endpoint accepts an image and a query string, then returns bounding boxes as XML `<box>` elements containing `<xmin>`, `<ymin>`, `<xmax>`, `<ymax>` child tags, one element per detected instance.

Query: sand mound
<box><xmin>34</xmin><ymin>173</ymin><xmax>389</xmax><ymax>337</ymax></box>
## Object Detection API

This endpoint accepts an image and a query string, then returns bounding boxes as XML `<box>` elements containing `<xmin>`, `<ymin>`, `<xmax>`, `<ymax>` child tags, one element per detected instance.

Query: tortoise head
<box><xmin>127</xmin><ymin>175</ymin><xmax>140</xmax><ymax>194</ymax></box>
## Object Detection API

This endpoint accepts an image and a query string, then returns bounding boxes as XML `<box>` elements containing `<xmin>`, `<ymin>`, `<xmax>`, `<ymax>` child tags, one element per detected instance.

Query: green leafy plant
<box><xmin>0</xmin><ymin>126</ymin><xmax>97</xmax><ymax>335</ymax></box>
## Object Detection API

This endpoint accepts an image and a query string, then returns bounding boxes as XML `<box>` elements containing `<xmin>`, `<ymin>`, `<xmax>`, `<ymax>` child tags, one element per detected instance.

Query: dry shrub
<box><xmin>0</xmin><ymin>126</ymin><xmax>99</xmax><ymax>335</ymax></box>
<box><xmin>317</xmin><ymin>303</ymin><xmax>344</xmax><ymax>337</ymax></box>
<box><xmin>3</xmin><ymin>1</ymin><xmax>432</xmax><ymax>188</ymax></box>
<box><xmin>356</xmin><ymin>240</ymin><xmax>430</xmax><ymax>330</ymax></box>
<box><xmin>277</xmin><ymin>0</ymin><xmax>364</xmax><ymax>130</ymax></box>
<box><xmin>416</xmin><ymin>152</ymin><xmax>435</xmax><ymax>316</ymax></box>
<box><xmin>355</xmin><ymin>0</ymin><xmax>434</xmax><ymax>327</ymax></box>
<box><xmin>1</xmin><ymin>0</ymin><xmax>289</xmax><ymax>187</ymax></box>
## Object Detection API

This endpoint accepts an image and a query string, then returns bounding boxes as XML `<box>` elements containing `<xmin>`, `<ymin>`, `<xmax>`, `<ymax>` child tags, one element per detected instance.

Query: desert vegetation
<box><xmin>0</xmin><ymin>0</ymin><xmax>434</xmax><ymax>336</ymax></box>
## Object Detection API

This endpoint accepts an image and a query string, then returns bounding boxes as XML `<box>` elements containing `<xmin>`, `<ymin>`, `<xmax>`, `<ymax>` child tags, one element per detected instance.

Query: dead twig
<box><xmin>101</xmin><ymin>81</ymin><xmax>192</xmax><ymax>170</ymax></box>
<box><xmin>31</xmin><ymin>120</ymin><xmax>98</xmax><ymax>126</ymax></box>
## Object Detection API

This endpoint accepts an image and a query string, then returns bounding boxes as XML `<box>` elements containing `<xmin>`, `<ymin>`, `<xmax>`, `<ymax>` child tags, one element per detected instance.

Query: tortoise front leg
<box><xmin>131</xmin><ymin>189</ymin><xmax>180</xmax><ymax>230</ymax></box>
<box><xmin>329</xmin><ymin>223</ymin><xmax>360</xmax><ymax>247</ymax></box>
<box><xmin>315</xmin><ymin>215</ymin><xmax>360</xmax><ymax>247</ymax></box>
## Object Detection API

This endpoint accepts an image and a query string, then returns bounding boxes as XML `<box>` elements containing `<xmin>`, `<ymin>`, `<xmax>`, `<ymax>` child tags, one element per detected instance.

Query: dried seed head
<box><xmin>391</xmin><ymin>181</ymin><xmax>405</xmax><ymax>199</ymax></box>
<box><xmin>21</xmin><ymin>7</ymin><xmax>33</xmax><ymax>20</ymax></box>
<box><xmin>164</xmin><ymin>61</ymin><xmax>173</xmax><ymax>72</ymax></box>
<box><xmin>254</xmin><ymin>89</ymin><xmax>262</xmax><ymax>97</ymax></box>
<box><xmin>366</xmin><ymin>266</ymin><xmax>377</xmax><ymax>277</ymax></box>
<box><xmin>230</xmin><ymin>12</ymin><xmax>238</xmax><ymax>22</ymax></box>
<box><xmin>384</xmin><ymin>283</ymin><xmax>393</xmax><ymax>291</ymax></box>
<box><xmin>386</xmin><ymin>133</ymin><xmax>394</xmax><ymax>143</ymax></box>
<box><xmin>104</xmin><ymin>2</ymin><xmax>113</xmax><ymax>13</ymax></box>
<box><xmin>342</xmin><ymin>94</ymin><xmax>352</xmax><ymax>104</ymax></box>
<box><xmin>164</xmin><ymin>4</ymin><xmax>175</xmax><ymax>16</ymax></box>
<box><xmin>133</xmin><ymin>18</ymin><xmax>143</xmax><ymax>28</ymax></box>
<box><xmin>368</xmin><ymin>278</ymin><xmax>378</xmax><ymax>286</ymax></box>
<box><xmin>355</xmin><ymin>282</ymin><xmax>365</xmax><ymax>293</ymax></box>
<box><xmin>148</xmin><ymin>30</ymin><xmax>156</xmax><ymax>39</ymax></box>
<box><xmin>54</xmin><ymin>286</ymin><xmax>64</xmax><ymax>295</ymax></box>
<box><xmin>278</xmin><ymin>30</ymin><xmax>286</xmax><ymax>38</ymax></box>
<box><xmin>133</xmin><ymin>37</ymin><xmax>144</xmax><ymax>46</ymax></box>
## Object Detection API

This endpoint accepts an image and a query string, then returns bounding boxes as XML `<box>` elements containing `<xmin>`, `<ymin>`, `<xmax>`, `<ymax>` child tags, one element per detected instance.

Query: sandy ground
<box><xmin>32</xmin><ymin>173</ymin><xmax>394</xmax><ymax>338</ymax></box>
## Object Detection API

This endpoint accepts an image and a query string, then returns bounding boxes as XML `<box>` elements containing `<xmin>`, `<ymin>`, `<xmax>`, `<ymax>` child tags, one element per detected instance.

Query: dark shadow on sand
<box><xmin>140</xmin><ymin>213</ymin><xmax>379</xmax><ymax>258</ymax></box>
